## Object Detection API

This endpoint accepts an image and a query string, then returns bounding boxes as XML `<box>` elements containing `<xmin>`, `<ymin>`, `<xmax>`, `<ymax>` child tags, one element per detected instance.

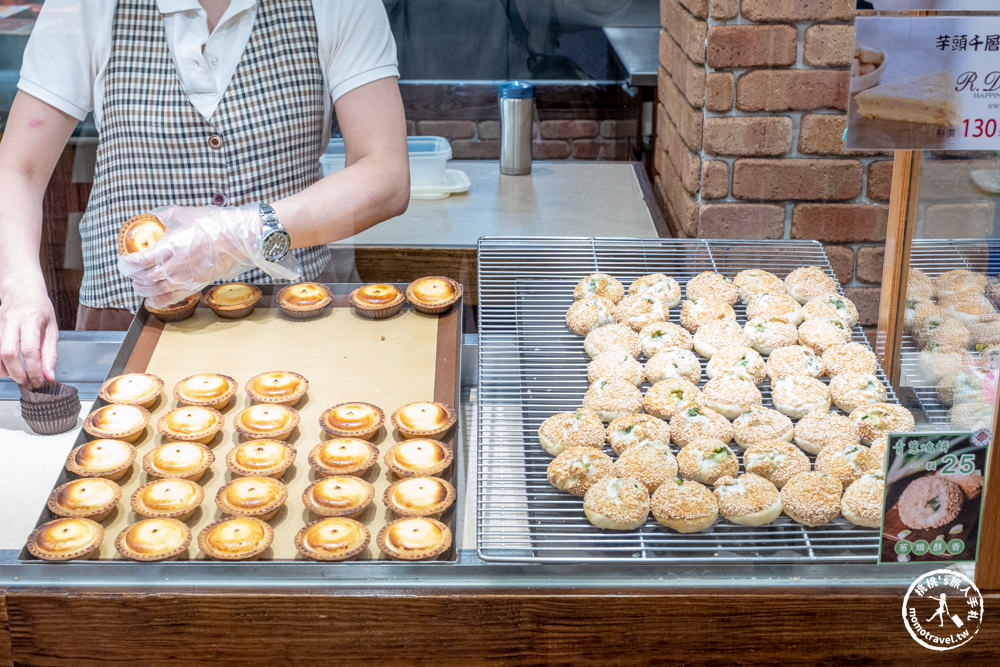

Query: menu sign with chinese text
<box><xmin>879</xmin><ymin>431</ymin><xmax>989</xmax><ymax>564</ymax></box>
<box><xmin>848</xmin><ymin>16</ymin><xmax>1000</xmax><ymax>149</ymax></box>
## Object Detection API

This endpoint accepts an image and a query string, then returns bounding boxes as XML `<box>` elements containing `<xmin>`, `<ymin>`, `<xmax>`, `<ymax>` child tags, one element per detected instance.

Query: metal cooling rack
<box><xmin>477</xmin><ymin>237</ymin><xmax>894</xmax><ymax>564</ymax></box>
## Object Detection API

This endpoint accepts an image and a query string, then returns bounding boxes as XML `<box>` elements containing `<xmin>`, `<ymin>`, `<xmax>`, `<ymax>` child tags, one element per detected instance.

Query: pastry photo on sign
<box><xmin>855</xmin><ymin>71</ymin><xmax>962</xmax><ymax>127</ymax></box>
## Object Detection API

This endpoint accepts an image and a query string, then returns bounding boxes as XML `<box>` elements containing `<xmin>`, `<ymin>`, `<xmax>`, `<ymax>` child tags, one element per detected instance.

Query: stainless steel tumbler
<box><xmin>499</xmin><ymin>81</ymin><xmax>535</xmax><ymax>175</ymax></box>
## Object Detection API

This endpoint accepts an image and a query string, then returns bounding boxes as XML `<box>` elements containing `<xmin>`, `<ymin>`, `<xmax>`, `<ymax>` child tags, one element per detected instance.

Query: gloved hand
<box><xmin>0</xmin><ymin>285</ymin><xmax>58</xmax><ymax>387</ymax></box>
<box><xmin>117</xmin><ymin>204</ymin><xmax>301</xmax><ymax>308</ymax></box>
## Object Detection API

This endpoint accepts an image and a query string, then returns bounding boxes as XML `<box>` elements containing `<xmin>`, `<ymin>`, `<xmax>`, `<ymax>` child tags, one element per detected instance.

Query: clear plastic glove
<box><xmin>0</xmin><ymin>285</ymin><xmax>58</xmax><ymax>387</ymax></box>
<box><xmin>117</xmin><ymin>204</ymin><xmax>301</xmax><ymax>308</ymax></box>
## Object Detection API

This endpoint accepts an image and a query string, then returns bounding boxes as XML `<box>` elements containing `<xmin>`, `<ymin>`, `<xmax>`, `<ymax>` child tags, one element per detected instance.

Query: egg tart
<box><xmin>405</xmin><ymin>276</ymin><xmax>462</xmax><ymax>314</ymax></box>
<box><xmin>204</xmin><ymin>282</ymin><xmax>262</xmax><ymax>319</ymax></box>
<box><xmin>174</xmin><ymin>373</ymin><xmax>236</xmax><ymax>410</ymax></box>
<box><xmin>131</xmin><ymin>478</ymin><xmax>204</xmax><ymax>521</ymax></box>
<box><xmin>215</xmin><ymin>476</ymin><xmax>287</xmax><ymax>520</ymax></box>
<box><xmin>83</xmin><ymin>404</ymin><xmax>150</xmax><ymax>443</ymax></box>
<box><xmin>319</xmin><ymin>402</ymin><xmax>384</xmax><ymax>440</ymax></box>
<box><xmin>350</xmin><ymin>283</ymin><xmax>405</xmax><ymax>319</ymax></box>
<box><xmin>295</xmin><ymin>517</ymin><xmax>370</xmax><ymax>561</ymax></box>
<box><xmin>145</xmin><ymin>292</ymin><xmax>201</xmax><ymax>322</ymax></box>
<box><xmin>302</xmin><ymin>476</ymin><xmax>375</xmax><ymax>518</ymax></box>
<box><xmin>226</xmin><ymin>439</ymin><xmax>296</xmax><ymax>478</ymax></box>
<box><xmin>245</xmin><ymin>371</ymin><xmax>308</xmax><ymax>406</ymax></box>
<box><xmin>308</xmin><ymin>438</ymin><xmax>379</xmax><ymax>476</ymax></box>
<box><xmin>142</xmin><ymin>442</ymin><xmax>215</xmax><ymax>481</ymax></box>
<box><xmin>27</xmin><ymin>518</ymin><xmax>104</xmax><ymax>561</ymax></box>
<box><xmin>377</xmin><ymin>517</ymin><xmax>452</xmax><ymax>561</ymax></box>
<box><xmin>233</xmin><ymin>404</ymin><xmax>299</xmax><ymax>441</ymax></box>
<box><xmin>117</xmin><ymin>213</ymin><xmax>165</xmax><ymax>255</ymax></box>
<box><xmin>276</xmin><ymin>282</ymin><xmax>333</xmax><ymax>319</ymax></box>
<box><xmin>391</xmin><ymin>401</ymin><xmax>456</xmax><ymax>439</ymax></box>
<box><xmin>198</xmin><ymin>517</ymin><xmax>273</xmax><ymax>560</ymax></box>
<box><xmin>158</xmin><ymin>406</ymin><xmax>224</xmax><ymax>444</ymax></box>
<box><xmin>65</xmin><ymin>439</ymin><xmax>136</xmax><ymax>481</ymax></box>
<box><xmin>383</xmin><ymin>439</ymin><xmax>453</xmax><ymax>478</ymax></box>
<box><xmin>115</xmin><ymin>518</ymin><xmax>191</xmax><ymax>561</ymax></box>
<box><xmin>384</xmin><ymin>476</ymin><xmax>456</xmax><ymax>517</ymax></box>
<box><xmin>47</xmin><ymin>478</ymin><xmax>122</xmax><ymax>521</ymax></box>
<box><xmin>98</xmin><ymin>373</ymin><xmax>164</xmax><ymax>408</ymax></box>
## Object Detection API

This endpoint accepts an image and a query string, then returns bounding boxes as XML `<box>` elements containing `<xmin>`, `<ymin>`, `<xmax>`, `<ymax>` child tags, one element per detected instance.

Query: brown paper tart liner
<box><xmin>390</xmin><ymin>401</ymin><xmax>457</xmax><ymax>439</ymax></box>
<box><xmin>383</xmin><ymin>476</ymin><xmax>456</xmax><ymax>518</ymax></box>
<box><xmin>276</xmin><ymin>283</ymin><xmax>333</xmax><ymax>320</ymax></box>
<box><xmin>65</xmin><ymin>440</ymin><xmax>137</xmax><ymax>481</ymax></box>
<box><xmin>46</xmin><ymin>478</ymin><xmax>122</xmax><ymax>521</ymax></box>
<box><xmin>377</xmin><ymin>517</ymin><xmax>452</xmax><ymax>561</ymax></box>
<box><xmin>131</xmin><ymin>478</ymin><xmax>205</xmax><ymax>521</ymax></box>
<box><xmin>307</xmin><ymin>438</ymin><xmax>379</xmax><ymax>477</ymax></box>
<box><xmin>405</xmin><ymin>276</ymin><xmax>462</xmax><ymax>315</ymax></box>
<box><xmin>117</xmin><ymin>213</ymin><xmax>165</xmax><ymax>256</ymax></box>
<box><xmin>349</xmin><ymin>284</ymin><xmax>405</xmax><ymax>319</ymax></box>
<box><xmin>83</xmin><ymin>404</ymin><xmax>151</xmax><ymax>443</ymax></box>
<box><xmin>245</xmin><ymin>371</ymin><xmax>309</xmax><ymax>406</ymax></box>
<box><xmin>215</xmin><ymin>476</ymin><xmax>288</xmax><ymax>520</ymax></box>
<box><xmin>302</xmin><ymin>476</ymin><xmax>375</xmax><ymax>518</ymax></box>
<box><xmin>204</xmin><ymin>282</ymin><xmax>262</xmax><ymax>319</ymax></box>
<box><xmin>197</xmin><ymin>517</ymin><xmax>273</xmax><ymax>560</ymax></box>
<box><xmin>98</xmin><ymin>373</ymin><xmax>164</xmax><ymax>408</ymax></box>
<box><xmin>225</xmin><ymin>440</ymin><xmax>297</xmax><ymax>478</ymax></box>
<box><xmin>115</xmin><ymin>518</ymin><xmax>192</xmax><ymax>561</ymax></box>
<box><xmin>27</xmin><ymin>518</ymin><xmax>104</xmax><ymax>561</ymax></box>
<box><xmin>319</xmin><ymin>402</ymin><xmax>385</xmax><ymax>440</ymax></box>
<box><xmin>294</xmin><ymin>517</ymin><xmax>371</xmax><ymax>561</ymax></box>
<box><xmin>173</xmin><ymin>373</ymin><xmax>237</xmax><ymax>410</ymax></box>
<box><xmin>233</xmin><ymin>405</ymin><xmax>300</xmax><ymax>441</ymax></box>
<box><xmin>20</xmin><ymin>382</ymin><xmax>81</xmax><ymax>435</ymax></box>
<box><xmin>142</xmin><ymin>442</ymin><xmax>215</xmax><ymax>481</ymax></box>
<box><xmin>157</xmin><ymin>406</ymin><xmax>225</xmax><ymax>444</ymax></box>
<box><xmin>383</xmin><ymin>439</ymin><xmax>454</xmax><ymax>478</ymax></box>
<box><xmin>145</xmin><ymin>293</ymin><xmax>201</xmax><ymax>322</ymax></box>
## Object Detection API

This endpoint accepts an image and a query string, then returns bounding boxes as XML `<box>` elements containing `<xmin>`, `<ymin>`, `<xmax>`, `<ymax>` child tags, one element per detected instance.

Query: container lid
<box><xmin>499</xmin><ymin>81</ymin><xmax>535</xmax><ymax>99</ymax></box>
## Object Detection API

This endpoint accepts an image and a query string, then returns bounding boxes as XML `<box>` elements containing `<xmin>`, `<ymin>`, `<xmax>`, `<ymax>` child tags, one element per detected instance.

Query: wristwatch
<box><xmin>258</xmin><ymin>202</ymin><xmax>291</xmax><ymax>262</ymax></box>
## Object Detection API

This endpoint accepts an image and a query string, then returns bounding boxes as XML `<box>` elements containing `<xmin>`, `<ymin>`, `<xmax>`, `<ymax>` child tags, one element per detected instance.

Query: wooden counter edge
<box><xmin>4</xmin><ymin>586</ymin><xmax>999</xmax><ymax>664</ymax></box>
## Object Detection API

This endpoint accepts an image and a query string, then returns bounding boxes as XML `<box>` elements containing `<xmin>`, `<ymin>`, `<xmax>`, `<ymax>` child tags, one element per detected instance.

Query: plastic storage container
<box><xmin>320</xmin><ymin>136</ymin><xmax>452</xmax><ymax>187</ymax></box>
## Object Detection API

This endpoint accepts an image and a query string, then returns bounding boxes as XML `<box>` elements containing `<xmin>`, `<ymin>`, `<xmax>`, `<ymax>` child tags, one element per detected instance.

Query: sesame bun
<box><xmin>802</xmin><ymin>293</ymin><xmax>859</xmax><ymax>328</ymax></box>
<box><xmin>685</xmin><ymin>271</ymin><xmax>738</xmax><ymax>305</ymax></box>
<box><xmin>566</xmin><ymin>297</ymin><xmax>616</xmax><ymax>335</ymax></box>
<box><xmin>538</xmin><ymin>409</ymin><xmax>606</xmax><ymax>456</ymax></box>
<box><xmin>797</xmin><ymin>317</ymin><xmax>852</xmax><ymax>354</ymax></box>
<box><xmin>547</xmin><ymin>447</ymin><xmax>615</xmax><ymax>496</ymax></box>
<box><xmin>644</xmin><ymin>348</ymin><xmax>701</xmax><ymax>385</ymax></box>
<box><xmin>734</xmin><ymin>269</ymin><xmax>784</xmax><ymax>305</ymax></box>
<box><xmin>629</xmin><ymin>273</ymin><xmax>682</xmax><ymax>308</ymax></box>
<box><xmin>705</xmin><ymin>346</ymin><xmax>766</xmax><ymax>384</ymax></box>
<box><xmin>780</xmin><ymin>471</ymin><xmax>842</xmax><ymax>526</ymax></box>
<box><xmin>935</xmin><ymin>269</ymin><xmax>987</xmax><ymax>299</ymax></box>
<box><xmin>743</xmin><ymin>440</ymin><xmax>810</xmax><ymax>489</ymax></box>
<box><xmin>614</xmin><ymin>442</ymin><xmax>678</xmax><ymax>492</ymax></box>
<box><xmin>869</xmin><ymin>435</ymin><xmax>888</xmax><ymax>466</ymax></box>
<box><xmin>583</xmin><ymin>476</ymin><xmax>650</xmax><ymax>530</ymax></box>
<box><xmin>679</xmin><ymin>297</ymin><xmax>736</xmax><ymax>333</ymax></box>
<box><xmin>676</xmin><ymin>440</ymin><xmax>738</xmax><ymax>485</ymax></box>
<box><xmin>914</xmin><ymin>316</ymin><xmax>970</xmax><ymax>349</ymax></box>
<box><xmin>907</xmin><ymin>267</ymin><xmax>936</xmax><ymax>301</ymax></box>
<box><xmin>697</xmin><ymin>377</ymin><xmax>762</xmax><ymax>420</ymax></box>
<box><xmin>897</xmin><ymin>475</ymin><xmax>963</xmax><ymax>530</ymax></box>
<box><xmin>582</xmin><ymin>379</ymin><xmax>644</xmax><ymax>422</ymax></box>
<box><xmin>693</xmin><ymin>320</ymin><xmax>749</xmax><ymax>358</ymax></box>
<box><xmin>587</xmin><ymin>350</ymin><xmax>644</xmax><ymax>386</ymax></box>
<box><xmin>936</xmin><ymin>365</ymin><xmax>988</xmax><ymax>406</ymax></box>
<box><xmin>917</xmin><ymin>346</ymin><xmax>969</xmax><ymax>385</ymax></box>
<box><xmin>814</xmin><ymin>443</ymin><xmax>880</xmax><ymax>486</ymax></box>
<box><xmin>793</xmin><ymin>410</ymin><xmax>860</xmax><ymax>455</ymax></box>
<box><xmin>746</xmin><ymin>292</ymin><xmax>804</xmax><ymax>326</ymax></box>
<box><xmin>948</xmin><ymin>400</ymin><xmax>994</xmax><ymax>431</ymax></box>
<box><xmin>616</xmin><ymin>294</ymin><xmax>671</xmax><ymax>332</ymax></box>
<box><xmin>904</xmin><ymin>299</ymin><xmax>941</xmax><ymax>331</ymax></box>
<box><xmin>584</xmin><ymin>323</ymin><xmax>641</xmax><ymax>359</ymax></box>
<box><xmin>967</xmin><ymin>314</ymin><xmax>1000</xmax><ymax>346</ymax></box>
<box><xmin>606</xmin><ymin>413</ymin><xmax>671</xmax><ymax>455</ymax></box>
<box><xmin>766</xmin><ymin>345</ymin><xmax>823</xmax><ymax>380</ymax></box>
<box><xmin>771</xmin><ymin>376</ymin><xmax>831</xmax><ymax>420</ymax></box>
<box><xmin>670</xmin><ymin>405</ymin><xmax>734</xmax><ymax>447</ymax></box>
<box><xmin>784</xmin><ymin>266</ymin><xmax>838</xmax><ymax>304</ymax></box>
<box><xmin>713</xmin><ymin>473</ymin><xmax>782</xmax><ymax>526</ymax></box>
<box><xmin>638</xmin><ymin>320</ymin><xmax>693</xmax><ymax>357</ymax></box>
<box><xmin>733</xmin><ymin>405</ymin><xmax>794</xmax><ymax>447</ymax></box>
<box><xmin>574</xmin><ymin>273</ymin><xmax>624</xmax><ymax>303</ymax></box>
<box><xmin>651</xmin><ymin>478</ymin><xmax>718</xmax><ymax>533</ymax></box>
<box><xmin>821</xmin><ymin>342</ymin><xmax>877</xmax><ymax>377</ymax></box>
<box><xmin>644</xmin><ymin>378</ymin><xmax>701</xmax><ymax>421</ymax></box>
<box><xmin>941</xmin><ymin>296</ymin><xmax>995</xmax><ymax>327</ymax></box>
<box><xmin>841</xmin><ymin>473</ymin><xmax>884</xmax><ymax>527</ymax></box>
<box><xmin>743</xmin><ymin>317</ymin><xmax>798</xmax><ymax>356</ymax></box>
<box><xmin>848</xmin><ymin>402</ymin><xmax>915</xmax><ymax>445</ymax></box>
<box><xmin>829</xmin><ymin>372</ymin><xmax>887</xmax><ymax>413</ymax></box>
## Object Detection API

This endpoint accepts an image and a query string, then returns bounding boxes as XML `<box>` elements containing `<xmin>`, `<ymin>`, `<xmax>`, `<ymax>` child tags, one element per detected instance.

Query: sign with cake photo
<box><xmin>847</xmin><ymin>15</ymin><xmax>1000</xmax><ymax>149</ymax></box>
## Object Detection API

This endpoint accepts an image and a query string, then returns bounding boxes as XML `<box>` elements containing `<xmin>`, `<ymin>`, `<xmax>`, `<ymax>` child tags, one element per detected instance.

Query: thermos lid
<box><xmin>499</xmin><ymin>80</ymin><xmax>535</xmax><ymax>99</ymax></box>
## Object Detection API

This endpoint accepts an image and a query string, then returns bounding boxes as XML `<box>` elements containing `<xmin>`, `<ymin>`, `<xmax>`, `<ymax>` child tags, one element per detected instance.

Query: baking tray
<box><xmin>21</xmin><ymin>283</ymin><xmax>462</xmax><ymax>562</ymax></box>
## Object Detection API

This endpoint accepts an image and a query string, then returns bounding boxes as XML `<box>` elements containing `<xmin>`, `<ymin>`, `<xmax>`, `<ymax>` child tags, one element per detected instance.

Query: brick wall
<box><xmin>654</xmin><ymin>0</ymin><xmax>888</xmax><ymax>328</ymax></box>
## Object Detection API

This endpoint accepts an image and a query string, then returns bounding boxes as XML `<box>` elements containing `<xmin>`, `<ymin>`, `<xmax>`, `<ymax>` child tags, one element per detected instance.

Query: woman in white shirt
<box><xmin>0</xmin><ymin>0</ymin><xmax>409</xmax><ymax>387</ymax></box>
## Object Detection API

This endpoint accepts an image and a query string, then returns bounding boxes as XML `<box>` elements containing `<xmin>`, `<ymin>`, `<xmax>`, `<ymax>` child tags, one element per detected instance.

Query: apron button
<box><xmin>208</xmin><ymin>134</ymin><xmax>223</xmax><ymax>150</ymax></box>
<box><xmin>212</xmin><ymin>193</ymin><xmax>227</xmax><ymax>207</ymax></box>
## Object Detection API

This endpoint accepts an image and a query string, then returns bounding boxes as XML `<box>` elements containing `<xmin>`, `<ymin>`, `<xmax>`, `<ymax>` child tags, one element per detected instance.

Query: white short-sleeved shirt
<box><xmin>18</xmin><ymin>0</ymin><xmax>398</xmax><ymax>135</ymax></box>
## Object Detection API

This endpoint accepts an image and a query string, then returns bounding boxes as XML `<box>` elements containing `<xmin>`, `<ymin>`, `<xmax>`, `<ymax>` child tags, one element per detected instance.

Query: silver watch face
<box><xmin>262</xmin><ymin>230</ymin><xmax>291</xmax><ymax>261</ymax></box>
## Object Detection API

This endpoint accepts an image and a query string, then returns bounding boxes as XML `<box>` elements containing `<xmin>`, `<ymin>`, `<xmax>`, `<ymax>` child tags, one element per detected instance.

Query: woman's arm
<box><xmin>0</xmin><ymin>91</ymin><xmax>78</xmax><ymax>386</ymax></box>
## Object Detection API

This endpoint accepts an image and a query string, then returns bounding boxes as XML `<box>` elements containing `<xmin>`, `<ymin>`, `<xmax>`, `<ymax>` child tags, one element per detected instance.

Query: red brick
<box><xmin>659</xmin><ymin>73</ymin><xmax>704</xmax><ymax>152</ymax></box>
<box><xmin>661</xmin><ymin>0</ymin><xmax>707</xmax><ymax>64</ymax></box>
<box><xmin>798</xmin><ymin>114</ymin><xmax>847</xmax><ymax>155</ymax></box>
<box><xmin>709</xmin><ymin>0</ymin><xmax>739</xmax><ymax>19</ymax></box>
<box><xmin>571</xmin><ymin>140</ymin><xmax>601</xmax><ymax>160</ymax></box>
<box><xmin>856</xmin><ymin>246</ymin><xmax>885</xmax><ymax>284</ymax></box>
<box><xmin>702</xmin><ymin>160</ymin><xmax>729</xmax><ymax>199</ymax></box>
<box><xmin>824</xmin><ymin>245</ymin><xmax>854</xmax><ymax>284</ymax></box>
<box><xmin>741</xmin><ymin>0</ymin><xmax>855</xmax><ymax>22</ymax></box>
<box><xmin>540</xmin><ymin>120</ymin><xmax>599</xmax><ymax>140</ymax></box>
<box><xmin>804</xmin><ymin>25</ymin><xmax>855</xmax><ymax>67</ymax></box>
<box><xmin>698</xmin><ymin>204</ymin><xmax>785</xmax><ymax>239</ymax></box>
<box><xmin>451</xmin><ymin>139</ymin><xmax>500</xmax><ymax>160</ymax></box>
<box><xmin>662</xmin><ymin>109</ymin><xmax>701</xmax><ymax>194</ymax></box>
<box><xmin>660</xmin><ymin>31</ymin><xmax>705</xmax><ymax>107</ymax></box>
<box><xmin>679</xmin><ymin>0</ymin><xmax>708</xmax><ymax>17</ymax></box>
<box><xmin>704</xmin><ymin>116</ymin><xmax>793</xmax><ymax>157</ymax></box>
<box><xmin>599</xmin><ymin>139</ymin><xmax>632</xmax><ymax>160</ymax></box>
<box><xmin>705</xmin><ymin>73</ymin><xmax>734</xmax><ymax>112</ymax></box>
<box><xmin>867</xmin><ymin>160</ymin><xmax>893</xmax><ymax>201</ymax></box>
<box><xmin>601</xmin><ymin>119</ymin><xmax>638</xmax><ymax>139</ymax></box>
<box><xmin>924</xmin><ymin>202</ymin><xmax>996</xmax><ymax>238</ymax></box>
<box><xmin>479</xmin><ymin>120</ymin><xmax>500</xmax><ymax>140</ymax></box>
<box><xmin>416</xmin><ymin>120</ymin><xmax>475</xmax><ymax>140</ymax></box>
<box><xmin>737</xmin><ymin>70</ymin><xmax>849</xmax><ymax>112</ymax></box>
<box><xmin>657</xmin><ymin>157</ymin><xmax>699</xmax><ymax>237</ymax></box>
<box><xmin>791</xmin><ymin>204</ymin><xmax>888</xmax><ymax>242</ymax></box>
<box><xmin>533</xmin><ymin>140</ymin><xmax>571</xmax><ymax>160</ymax></box>
<box><xmin>707</xmin><ymin>25</ymin><xmax>797</xmax><ymax>69</ymax></box>
<box><xmin>844</xmin><ymin>287</ymin><xmax>881</xmax><ymax>327</ymax></box>
<box><xmin>733</xmin><ymin>159</ymin><xmax>863</xmax><ymax>201</ymax></box>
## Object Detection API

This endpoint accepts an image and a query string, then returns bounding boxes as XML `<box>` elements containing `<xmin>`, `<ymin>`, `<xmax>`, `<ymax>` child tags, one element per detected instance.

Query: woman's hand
<box><xmin>0</xmin><ymin>286</ymin><xmax>58</xmax><ymax>387</ymax></box>
<box><xmin>117</xmin><ymin>204</ymin><xmax>301</xmax><ymax>308</ymax></box>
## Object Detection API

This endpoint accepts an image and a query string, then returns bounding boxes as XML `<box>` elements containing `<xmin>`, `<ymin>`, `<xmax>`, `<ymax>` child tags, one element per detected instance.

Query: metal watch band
<box><xmin>259</xmin><ymin>202</ymin><xmax>282</xmax><ymax>234</ymax></box>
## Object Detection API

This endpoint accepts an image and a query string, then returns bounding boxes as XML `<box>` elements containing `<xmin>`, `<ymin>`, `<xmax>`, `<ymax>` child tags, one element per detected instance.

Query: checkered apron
<box><xmin>80</xmin><ymin>0</ymin><xmax>329</xmax><ymax>311</ymax></box>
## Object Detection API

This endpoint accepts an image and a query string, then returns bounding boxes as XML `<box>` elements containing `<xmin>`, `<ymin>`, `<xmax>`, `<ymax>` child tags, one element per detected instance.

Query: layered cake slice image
<box><xmin>855</xmin><ymin>71</ymin><xmax>961</xmax><ymax>127</ymax></box>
